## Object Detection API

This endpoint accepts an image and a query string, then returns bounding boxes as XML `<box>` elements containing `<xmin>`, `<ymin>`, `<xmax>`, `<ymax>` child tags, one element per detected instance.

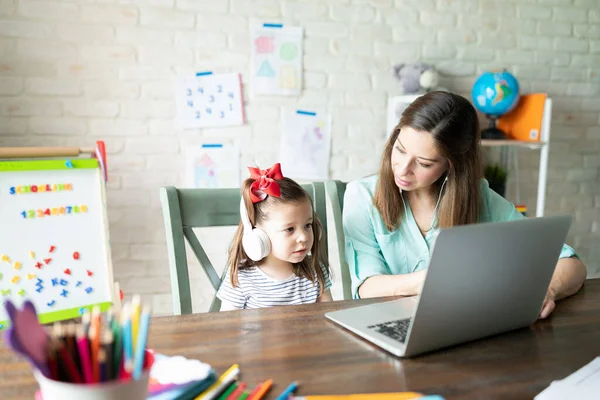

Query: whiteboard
<box><xmin>0</xmin><ymin>159</ymin><xmax>113</xmax><ymax>327</ymax></box>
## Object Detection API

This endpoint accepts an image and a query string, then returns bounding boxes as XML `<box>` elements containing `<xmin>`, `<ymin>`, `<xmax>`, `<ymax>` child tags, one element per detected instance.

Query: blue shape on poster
<box><xmin>257</xmin><ymin>60</ymin><xmax>276</xmax><ymax>77</ymax></box>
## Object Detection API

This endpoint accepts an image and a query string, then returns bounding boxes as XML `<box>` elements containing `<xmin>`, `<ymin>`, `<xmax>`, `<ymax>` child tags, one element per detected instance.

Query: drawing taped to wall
<box><xmin>251</xmin><ymin>23</ymin><xmax>303</xmax><ymax>96</ymax></box>
<box><xmin>184</xmin><ymin>144</ymin><xmax>240</xmax><ymax>189</ymax></box>
<box><xmin>175</xmin><ymin>72</ymin><xmax>245</xmax><ymax>129</ymax></box>
<box><xmin>280</xmin><ymin>109</ymin><xmax>331</xmax><ymax>181</ymax></box>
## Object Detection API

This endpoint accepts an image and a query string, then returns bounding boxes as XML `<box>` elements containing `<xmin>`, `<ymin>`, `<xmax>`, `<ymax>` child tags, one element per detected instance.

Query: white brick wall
<box><xmin>1</xmin><ymin>0</ymin><xmax>599</xmax><ymax>316</ymax></box>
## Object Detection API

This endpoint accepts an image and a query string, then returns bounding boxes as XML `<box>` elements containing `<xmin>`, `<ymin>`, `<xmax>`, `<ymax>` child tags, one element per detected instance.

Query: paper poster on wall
<box><xmin>280</xmin><ymin>109</ymin><xmax>331</xmax><ymax>181</ymax></box>
<box><xmin>175</xmin><ymin>72</ymin><xmax>245</xmax><ymax>129</ymax></box>
<box><xmin>184</xmin><ymin>144</ymin><xmax>240</xmax><ymax>189</ymax></box>
<box><xmin>251</xmin><ymin>23</ymin><xmax>303</xmax><ymax>96</ymax></box>
<box><xmin>0</xmin><ymin>159</ymin><xmax>114</xmax><ymax>328</ymax></box>
<box><xmin>386</xmin><ymin>94</ymin><xmax>423</xmax><ymax>137</ymax></box>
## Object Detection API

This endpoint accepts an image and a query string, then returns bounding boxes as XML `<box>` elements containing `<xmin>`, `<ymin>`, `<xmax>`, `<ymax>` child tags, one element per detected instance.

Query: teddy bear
<box><xmin>393</xmin><ymin>62</ymin><xmax>441</xmax><ymax>94</ymax></box>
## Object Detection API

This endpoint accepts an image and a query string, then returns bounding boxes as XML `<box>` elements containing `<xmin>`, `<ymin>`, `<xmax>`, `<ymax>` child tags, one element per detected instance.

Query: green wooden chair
<box><xmin>325</xmin><ymin>180</ymin><xmax>352</xmax><ymax>300</ymax></box>
<box><xmin>160</xmin><ymin>182</ymin><xmax>327</xmax><ymax>315</ymax></box>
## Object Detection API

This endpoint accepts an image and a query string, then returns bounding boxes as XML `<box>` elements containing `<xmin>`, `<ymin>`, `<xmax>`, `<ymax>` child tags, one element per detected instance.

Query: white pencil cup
<box><xmin>33</xmin><ymin>369</ymin><xmax>150</xmax><ymax>400</ymax></box>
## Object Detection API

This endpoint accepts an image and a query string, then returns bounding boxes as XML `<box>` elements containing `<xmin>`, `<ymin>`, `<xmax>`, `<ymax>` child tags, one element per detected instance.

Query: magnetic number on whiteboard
<box><xmin>21</xmin><ymin>205</ymin><xmax>88</xmax><ymax>219</ymax></box>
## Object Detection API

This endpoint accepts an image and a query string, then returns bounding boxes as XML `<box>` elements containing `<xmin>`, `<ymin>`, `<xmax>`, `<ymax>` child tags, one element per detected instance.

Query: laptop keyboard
<box><xmin>367</xmin><ymin>318</ymin><xmax>411</xmax><ymax>343</ymax></box>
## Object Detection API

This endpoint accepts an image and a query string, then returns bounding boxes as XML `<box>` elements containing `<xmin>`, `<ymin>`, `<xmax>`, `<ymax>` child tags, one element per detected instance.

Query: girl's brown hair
<box><xmin>374</xmin><ymin>91</ymin><xmax>482</xmax><ymax>231</ymax></box>
<box><xmin>227</xmin><ymin>177</ymin><xmax>329</xmax><ymax>294</ymax></box>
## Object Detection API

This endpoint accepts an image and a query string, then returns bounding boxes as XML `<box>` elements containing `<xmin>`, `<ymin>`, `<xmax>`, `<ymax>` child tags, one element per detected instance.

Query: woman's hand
<box><xmin>393</xmin><ymin>269</ymin><xmax>427</xmax><ymax>297</ymax></box>
<box><xmin>359</xmin><ymin>269</ymin><xmax>428</xmax><ymax>298</ymax></box>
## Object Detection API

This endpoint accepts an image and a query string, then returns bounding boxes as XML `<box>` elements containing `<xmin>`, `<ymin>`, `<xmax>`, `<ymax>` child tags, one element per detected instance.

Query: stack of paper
<box><xmin>535</xmin><ymin>357</ymin><xmax>600</xmax><ymax>399</ymax></box>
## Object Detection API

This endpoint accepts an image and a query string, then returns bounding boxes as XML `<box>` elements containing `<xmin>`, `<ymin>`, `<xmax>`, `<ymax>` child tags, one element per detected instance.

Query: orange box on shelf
<box><xmin>497</xmin><ymin>93</ymin><xmax>547</xmax><ymax>142</ymax></box>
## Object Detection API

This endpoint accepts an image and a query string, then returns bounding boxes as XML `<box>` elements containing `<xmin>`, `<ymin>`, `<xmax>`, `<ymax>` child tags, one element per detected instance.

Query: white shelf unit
<box><xmin>387</xmin><ymin>96</ymin><xmax>552</xmax><ymax>217</ymax></box>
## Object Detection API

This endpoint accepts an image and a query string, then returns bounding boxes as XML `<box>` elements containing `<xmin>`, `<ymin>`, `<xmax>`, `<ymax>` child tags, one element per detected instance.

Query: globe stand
<box><xmin>481</xmin><ymin>115</ymin><xmax>506</xmax><ymax>140</ymax></box>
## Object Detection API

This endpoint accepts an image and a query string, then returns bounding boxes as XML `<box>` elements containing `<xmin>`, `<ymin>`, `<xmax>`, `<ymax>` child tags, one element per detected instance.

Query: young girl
<box><xmin>217</xmin><ymin>163</ymin><xmax>333</xmax><ymax>310</ymax></box>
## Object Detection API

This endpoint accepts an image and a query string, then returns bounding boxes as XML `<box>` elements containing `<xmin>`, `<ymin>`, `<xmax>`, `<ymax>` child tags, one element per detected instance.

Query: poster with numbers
<box><xmin>175</xmin><ymin>72</ymin><xmax>245</xmax><ymax>129</ymax></box>
<box><xmin>251</xmin><ymin>23</ymin><xmax>303</xmax><ymax>96</ymax></box>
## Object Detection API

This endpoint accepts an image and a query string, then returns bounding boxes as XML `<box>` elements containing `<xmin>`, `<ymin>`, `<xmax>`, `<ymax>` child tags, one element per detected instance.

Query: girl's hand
<box><xmin>317</xmin><ymin>290</ymin><xmax>333</xmax><ymax>302</ymax></box>
<box><xmin>539</xmin><ymin>289</ymin><xmax>557</xmax><ymax>319</ymax></box>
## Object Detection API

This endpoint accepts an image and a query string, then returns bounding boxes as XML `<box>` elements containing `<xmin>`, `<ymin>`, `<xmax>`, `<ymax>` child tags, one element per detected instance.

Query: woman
<box><xmin>343</xmin><ymin>91</ymin><xmax>586</xmax><ymax>319</ymax></box>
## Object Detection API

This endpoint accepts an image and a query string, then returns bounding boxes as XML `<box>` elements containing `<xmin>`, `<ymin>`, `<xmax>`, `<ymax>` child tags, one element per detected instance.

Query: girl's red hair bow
<box><xmin>248</xmin><ymin>163</ymin><xmax>284</xmax><ymax>203</ymax></box>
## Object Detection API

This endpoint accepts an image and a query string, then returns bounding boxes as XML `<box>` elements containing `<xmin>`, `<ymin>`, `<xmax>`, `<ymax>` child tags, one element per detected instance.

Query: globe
<box><xmin>471</xmin><ymin>70</ymin><xmax>520</xmax><ymax>139</ymax></box>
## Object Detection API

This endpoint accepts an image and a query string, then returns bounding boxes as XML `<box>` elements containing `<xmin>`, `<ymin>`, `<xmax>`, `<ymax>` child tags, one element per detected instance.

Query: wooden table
<box><xmin>2</xmin><ymin>279</ymin><xmax>600</xmax><ymax>399</ymax></box>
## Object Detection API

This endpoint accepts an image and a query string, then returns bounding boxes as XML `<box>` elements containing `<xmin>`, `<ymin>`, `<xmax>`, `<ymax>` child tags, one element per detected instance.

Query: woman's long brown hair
<box><xmin>374</xmin><ymin>91</ymin><xmax>482</xmax><ymax>231</ymax></box>
<box><xmin>227</xmin><ymin>177</ymin><xmax>329</xmax><ymax>294</ymax></box>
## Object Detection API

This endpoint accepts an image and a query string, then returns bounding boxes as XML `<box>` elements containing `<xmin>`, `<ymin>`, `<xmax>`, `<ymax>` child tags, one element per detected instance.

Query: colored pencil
<box><xmin>90</xmin><ymin>305</ymin><xmax>101</xmax><ymax>383</ymax></box>
<box><xmin>56</xmin><ymin>340</ymin><xmax>83</xmax><ymax>383</ymax></box>
<box><xmin>76</xmin><ymin>325</ymin><xmax>94</xmax><ymax>384</ymax></box>
<box><xmin>122</xmin><ymin>303</ymin><xmax>133</xmax><ymax>380</ymax></box>
<box><xmin>132</xmin><ymin>305</ymin><xmax>151</xmax><ymax>380</ymax></box>
<box><xmin>64</xmin><ymin>323</ymin><xmax>77</xmax><ymax>361</ymax></box>
<box><xmin>275</xmin><ymin>382</ymin><xmax>298</xmax><ymax>400</ymax></box>
<box><xmin>247</xmin><ymin>384</ymin><xmax>262</xmax><ymax>400</ymax></box>
<box><xmin>227</xmin><ymin>382</ymin><xmax>247</xmax><ymax>400</ymax></box>
<box><xmin>101</xmin><ymin>329</ymin><xmax>114</xmax><ymax>382</ymax></box>
<box><xmin>238</xmin><ymin>393</ymin><xmax>250</xmax><ymax>400</ymax></box>
<box><xmin>81</xmin><ymin>309</ymin><xmax>91</xmax><ymax>336</ymax></box>
<box><xmin>218</xmin><ymin>382</ymin><xmax>239</xmax><ymax>400</ymax></box>
<box><xmin>250</xmin><ymin>379</ymin><xmax>273</xmax><ymax>400</ymax></box>
<box><xmin>111</xmin><ymin>317</ymin><xmax>122</xmax><ymax>380</ymax></box>
<box><xmin>195</xmin><ymin>364</ymin><xmax>240</xmax><ymax>400</ymax></box>
<box><xmin>46</xmin><ymin>339</ymin><xmax>59</xmax><ymax>381</ymax></box>
<box><xmin>291</xmin><ymin>394</ymin><xmax>425</xmax><ymax>400</ymax></box>
<box><xmin>131</xmin><ymin>295</ymin><xmax>141</xmax><ymax>351</ymax></box>
<box><xmin>98</xmin><ymin>348</ymin><xmax>107</xmax><ymax>382</ymax></box>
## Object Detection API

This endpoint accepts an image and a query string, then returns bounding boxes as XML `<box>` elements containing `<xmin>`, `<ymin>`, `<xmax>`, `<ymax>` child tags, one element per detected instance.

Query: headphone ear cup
<box><xmin>242</xmin><ymin>227</ymin><xmax>271</xmax><ymax>261</ymax></box>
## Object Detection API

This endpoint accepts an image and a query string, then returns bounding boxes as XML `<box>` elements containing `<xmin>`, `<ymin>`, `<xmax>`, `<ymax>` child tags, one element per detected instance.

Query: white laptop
<box><xmin>326</xmin><ymin>215</ymin><xmax>572</xmax><ymax>358</ymax></box>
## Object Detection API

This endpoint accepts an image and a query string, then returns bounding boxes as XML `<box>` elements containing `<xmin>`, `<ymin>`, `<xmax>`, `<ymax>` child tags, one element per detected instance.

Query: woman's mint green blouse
<box><xmin>343</xmin><ymin>175</ymin><xmax>578</xmax><ymax>299</ymax></box>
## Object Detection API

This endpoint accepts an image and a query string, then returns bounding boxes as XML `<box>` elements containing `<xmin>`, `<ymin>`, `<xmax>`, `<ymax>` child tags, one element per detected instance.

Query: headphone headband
<box><xmin>240</xmin><ymin>198</ymin><xmax>253</xmax><ymax>231</ymax></box>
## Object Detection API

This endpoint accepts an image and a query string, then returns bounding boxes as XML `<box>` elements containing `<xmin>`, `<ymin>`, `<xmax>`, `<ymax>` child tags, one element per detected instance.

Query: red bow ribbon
<box><xmin>248</xmin><ymin>163</ymin><xmax>284</xmax><ymax>203</ymax></box>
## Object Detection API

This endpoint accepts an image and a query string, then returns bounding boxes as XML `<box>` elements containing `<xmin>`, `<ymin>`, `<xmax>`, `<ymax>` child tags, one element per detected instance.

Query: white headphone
<box><xmin>240</xmin><ymin>198</ymin><xmax>271</xmax><ymax>261</ymax></box>
<box><xmin>400</xmin><ymin>174</ymin><xmax>448</xmax><ymax>233</ymax></box>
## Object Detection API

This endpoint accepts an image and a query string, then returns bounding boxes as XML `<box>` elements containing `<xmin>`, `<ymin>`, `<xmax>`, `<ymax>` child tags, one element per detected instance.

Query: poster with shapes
<box><xmin>175</xmin><ymin>72</ymin><xmax>245</xmax><ymax>129</ymax></box>
<box><xmin>280</xmin><ymin>109</ymin><xmax>331</xmax><ymax>181</ymax></box>
<box><xmin>184</xmin><ymin>144</ymin><xmax>240</xmax><ymax>189</ymax></box>
<box><xmin>251</xmin><ymin>23</ymin><xmax>303</xmax><ymax>96</ymax></box>
<box><xmin>0</xmin><ymin>159</ymin><xmax>113</xmax><ymax>328</ymax></box>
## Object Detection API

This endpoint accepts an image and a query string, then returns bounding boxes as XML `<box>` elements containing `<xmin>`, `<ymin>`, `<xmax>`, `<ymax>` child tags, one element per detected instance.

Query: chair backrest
<box><xmin>160</xmin><ymin>183</ymin><xmax>326</xmax><ymax>315</ymax></box>
<box><xmin>325</xmin><ymin>180</ymin><xmax>352</xmax><ymax>300</ymax></box>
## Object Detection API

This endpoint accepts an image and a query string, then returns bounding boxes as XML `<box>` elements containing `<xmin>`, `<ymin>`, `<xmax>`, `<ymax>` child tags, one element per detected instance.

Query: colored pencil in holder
<box><xmin>101</xmin><ymin>329</ymin><xmax>114</xmax><ymax>382</ymax></box>
<box><xmin>131</xmin><ymin>295</ymin><xmax>141</xmax><ymax>351</ymax></box>
<box><xmin>90</xmin><ymin>306</ymin><xmax>101</xmax><ymax>383</ymax></box>
<box><xmin>46</xmin><ymin>339</ymin><xmax>59</xmax><ymax>381</ymax></box>
<box><xmin>111</xmin><ymin>317</ymin><xmax>123</xmax><ymax>380</ymax></box>
<box><xmin>98</xmin><ymin>348</ymin><xmax>107</xmax><ymax>383</ymax></box>
<box><xmin>55</xmin><ymin>339</ymin><xmax>83</xmax><ymax>384</ymax></box>
<box><xmin>132</xmin><ymin>305</ymin><xmax>151</xmax><ymax>380</ymax></box>
<box><xmin>81</xmin><ymin>309</ymin><xmax>91</xmax><ymax>337</ymax></box>
<box><xmin>64</xmin><ymin>323</ymin><xmax>80</xmax><ymax>372</ymax></box>
<box><xmin>76</xmin><ymin>325</ymin><xmax>94</xmax><ymax>384</ymax></box>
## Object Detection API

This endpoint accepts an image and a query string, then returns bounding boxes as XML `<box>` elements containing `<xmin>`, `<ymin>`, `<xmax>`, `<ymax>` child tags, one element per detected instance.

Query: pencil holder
<box><xmin>33</xmin><ymin>350</ymin><xmax>154</xmax><ymax>400</ymax></box>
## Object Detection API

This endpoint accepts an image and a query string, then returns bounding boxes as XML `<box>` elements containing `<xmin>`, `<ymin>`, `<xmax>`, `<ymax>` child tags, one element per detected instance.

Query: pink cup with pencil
<box><xmin>4</xmin><ymin>298</ymin><xmax>153</xmax><ymax>400</ymax></box>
